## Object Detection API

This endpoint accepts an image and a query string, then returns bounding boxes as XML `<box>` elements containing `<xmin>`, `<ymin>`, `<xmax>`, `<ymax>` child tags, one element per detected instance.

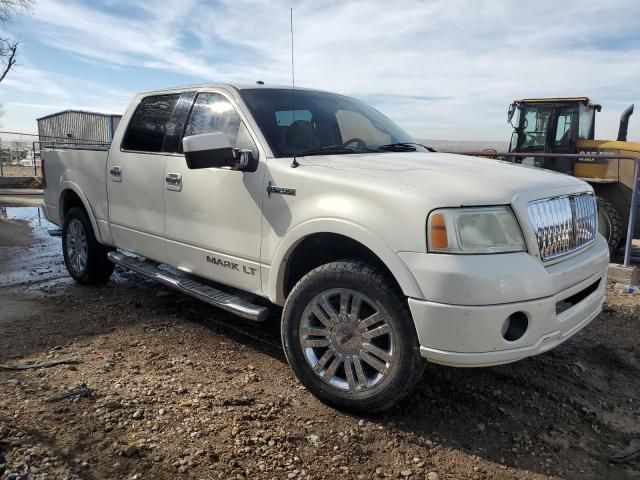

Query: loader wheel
<box><xmin>281</xmin><ymin>260</ymin><xmax>425</xmax><ymax>414</ymax></box>
<box><xmin>62</xmin><ymin>207</ymin><xmax>114</xmax><ymax>284</ymax></box>
<box><xmin>597</xmin><ymin>197</ymin><xmax>623</xmax><ymax>252</ymax></box>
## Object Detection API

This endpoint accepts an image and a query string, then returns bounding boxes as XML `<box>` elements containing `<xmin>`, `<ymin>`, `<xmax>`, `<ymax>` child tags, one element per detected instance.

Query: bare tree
<box><xmin>0</xmin><ymin>0</ymin><xmax>32</xmax><ymax>22</ymax></box>
<box><xmin>0</xmin><ymin>39</ymin><xmax>17</xmax><ymax>82</ymax></box>
<box><xmin>0</xmin><ymin>0</ymin><xmax>33</xmax><ymax>83</ymax></box>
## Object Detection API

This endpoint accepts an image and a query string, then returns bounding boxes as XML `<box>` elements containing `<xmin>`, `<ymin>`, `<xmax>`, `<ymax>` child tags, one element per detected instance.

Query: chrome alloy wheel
<box><xmin>65</xmin><ymin>218</ymin><xmax>88</xmax><ymax>274</ymax></box>
<box><xmin>299</xmin><ymin>288</ymin><xmax>395</xmax><ymax>392</ymax></box>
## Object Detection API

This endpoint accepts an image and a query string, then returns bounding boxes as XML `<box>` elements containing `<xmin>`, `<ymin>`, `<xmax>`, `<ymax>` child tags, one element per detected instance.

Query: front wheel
<box><xmin>281</xmin><ymin>261</ymin><xmax>425</xmax><ymax>413</ymax></box>
<box><xmin>62</xmin><ymin>207</ymin><xmax>114</xmax><ymax>284</ymax></box>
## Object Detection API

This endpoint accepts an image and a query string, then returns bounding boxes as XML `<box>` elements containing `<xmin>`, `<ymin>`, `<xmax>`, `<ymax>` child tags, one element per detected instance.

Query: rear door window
<box><xmin>122</xmin><ymin>94</ymin><xmax>180</xmax><ymax>152</ymax></box>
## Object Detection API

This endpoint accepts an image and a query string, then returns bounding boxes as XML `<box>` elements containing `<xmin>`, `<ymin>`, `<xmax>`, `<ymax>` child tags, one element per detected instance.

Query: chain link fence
<box><xmin>0</xmin><ymin>130</ymin><xmax>111</xmax><ymax>178</ymax></box>
<box><xmin>0</xmin><ymin>130</ymin><xmax>41</xmax><ymax>177</ymax></box>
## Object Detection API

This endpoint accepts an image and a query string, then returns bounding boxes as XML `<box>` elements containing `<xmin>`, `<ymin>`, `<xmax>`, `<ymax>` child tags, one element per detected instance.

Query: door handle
<box><xmin>165</xmin><ymin>172</ymin><xmax>182</xmax><ymax>191</ymax></box>
<box><xmin>110</xmin><ymin>166</ymin><xmax>122</xmax><ymax>182</ymax></box>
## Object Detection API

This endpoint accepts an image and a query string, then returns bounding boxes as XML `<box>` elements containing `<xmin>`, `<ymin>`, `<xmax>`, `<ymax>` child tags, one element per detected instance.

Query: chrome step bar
<box><xmin>107</xmin><ymin>251</ymin><xmax>269</xmax><ymax>322</ymax></box>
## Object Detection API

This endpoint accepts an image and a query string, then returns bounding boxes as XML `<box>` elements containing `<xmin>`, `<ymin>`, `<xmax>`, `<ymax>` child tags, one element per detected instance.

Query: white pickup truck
<box><xmin>43</xmin><ymin>84</ymin><xmax>610</xmax><ymax>412</ymax></box>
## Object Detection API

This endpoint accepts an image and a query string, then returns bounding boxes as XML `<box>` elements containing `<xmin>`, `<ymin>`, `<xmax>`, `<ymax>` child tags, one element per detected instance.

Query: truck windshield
<box><xmin>240</xmin><ymin>88</ymin><xmax>426</xmax><ymax>157</ymax></box>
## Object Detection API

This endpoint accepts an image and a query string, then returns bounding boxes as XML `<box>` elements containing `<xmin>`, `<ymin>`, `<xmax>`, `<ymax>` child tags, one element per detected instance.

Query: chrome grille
<box><xmin>528</xmin><ymin>193</ymin><xmax>597</xmax><ymax>261</ymax></box>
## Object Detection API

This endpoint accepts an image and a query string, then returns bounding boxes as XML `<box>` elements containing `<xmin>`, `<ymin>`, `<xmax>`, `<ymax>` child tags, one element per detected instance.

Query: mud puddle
<box><xmin>0</xmin><ymin>207</ymin><xmax>67</xmax><ymax>288</ymax></box>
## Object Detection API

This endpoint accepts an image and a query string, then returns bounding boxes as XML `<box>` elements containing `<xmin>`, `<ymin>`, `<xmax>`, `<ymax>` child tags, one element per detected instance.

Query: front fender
<box><xmin>266</xmin><ymin>217</ymin><xmax>423</xmax><ymax>305</ymax></box>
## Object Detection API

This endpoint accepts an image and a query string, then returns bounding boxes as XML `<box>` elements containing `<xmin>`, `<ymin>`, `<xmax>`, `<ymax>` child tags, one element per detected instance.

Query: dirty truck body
<box><xmin>43</xmin><ymin>85</ymin><xmax>609</xmax><ymax>412</ymax></box>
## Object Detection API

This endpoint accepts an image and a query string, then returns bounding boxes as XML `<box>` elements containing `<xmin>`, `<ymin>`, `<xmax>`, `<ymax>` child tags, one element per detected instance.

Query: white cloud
<box><xmin>4</xmin><ymin>0</ymin><xmax>640</xmax><ymax>140</ymax></box>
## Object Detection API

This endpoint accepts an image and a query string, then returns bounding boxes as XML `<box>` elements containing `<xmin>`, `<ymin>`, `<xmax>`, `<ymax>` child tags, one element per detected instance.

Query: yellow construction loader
<box><xmin>507</xmin><ymin>97</ymin><xmax>639</xmax><ymax>250</ymax></box>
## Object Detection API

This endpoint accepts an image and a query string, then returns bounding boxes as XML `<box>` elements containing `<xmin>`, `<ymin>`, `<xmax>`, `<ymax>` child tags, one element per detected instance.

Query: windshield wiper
<box><xmin>297</xmin><ymin>145</ymin><xmax>372</xmax><ymax>156</ymax></box>
<box><xmin>377</xmin><ymin>142</ymin><xmax>435</xmax><ymax>152</ymax></box>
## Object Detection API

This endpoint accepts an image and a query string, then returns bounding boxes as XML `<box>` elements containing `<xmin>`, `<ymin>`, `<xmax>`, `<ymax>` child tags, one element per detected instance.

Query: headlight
<box><xmin>427</xmin><ymin>206</ymin><xmax>526</xmax><ymax>254</ymax></box>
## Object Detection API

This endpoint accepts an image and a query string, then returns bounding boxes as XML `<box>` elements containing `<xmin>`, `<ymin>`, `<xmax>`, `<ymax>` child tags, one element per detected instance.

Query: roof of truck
<box><xmin>138</xmin><ymin>83</ymin><xmax>328</xmax><ymax>95</ymax></box>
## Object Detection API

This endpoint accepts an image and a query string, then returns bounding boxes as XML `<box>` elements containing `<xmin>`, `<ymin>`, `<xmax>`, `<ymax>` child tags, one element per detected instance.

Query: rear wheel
<box><xmin>597</xmin><ymin>197</ymin><xmax>623</xmax><ymax>252</ymax></box>
<box><xmin>281</xmin><ymin>261</ymin><xmax>425</xmax><ymax>413</ymax></box>
<box><xmin>62</xmin><ymin>207</ymin><xmax>114</xmax><ymax>284</ymax></box>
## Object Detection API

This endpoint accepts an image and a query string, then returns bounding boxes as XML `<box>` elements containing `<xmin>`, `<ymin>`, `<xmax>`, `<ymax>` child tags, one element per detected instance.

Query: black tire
<box><xmin>281</xmin><ymin>261</ymin><xmax>425</xmax><ymax>414</ymax></box>
<box><xmin>597</xmin><ymin>197</ymin><xmax>623</xmax><ymax>252</ymax></box>
<box><xmin>62</xmin><ymin>207</ymin><xmax>114</xmax><ymax>284</ymax></box>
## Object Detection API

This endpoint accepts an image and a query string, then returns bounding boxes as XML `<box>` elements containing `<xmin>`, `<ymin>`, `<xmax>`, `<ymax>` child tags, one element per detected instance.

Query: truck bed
<box><xmin>42</xmin><ymin>146</ymin><xmax>110</xmax><ymax>228</ymax></box>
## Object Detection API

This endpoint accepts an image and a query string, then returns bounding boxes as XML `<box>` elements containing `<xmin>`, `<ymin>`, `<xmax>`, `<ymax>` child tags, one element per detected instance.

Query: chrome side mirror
<box><xmin>235</xmin><ymin>149</ymin><xmax>258</xmax><ymax>172</ymax></box>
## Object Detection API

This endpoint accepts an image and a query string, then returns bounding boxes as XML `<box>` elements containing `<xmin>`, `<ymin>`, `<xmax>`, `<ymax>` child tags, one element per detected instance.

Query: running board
<box><xmin>48</xmin><ymin>228</ymin><xmax>63</xmax><ymax>237</ymax></box>
<box><xmin>107</xmin><ymin>251</ymin><xmax>269</xmax><ymax>322</ymax></box>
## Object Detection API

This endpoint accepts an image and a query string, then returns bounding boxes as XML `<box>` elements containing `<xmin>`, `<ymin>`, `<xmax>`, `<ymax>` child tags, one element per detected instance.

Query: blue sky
<box><xmin>1</xmin><ymin>0</ymin><xmax>640</xmax><ymax>140</ymax></box>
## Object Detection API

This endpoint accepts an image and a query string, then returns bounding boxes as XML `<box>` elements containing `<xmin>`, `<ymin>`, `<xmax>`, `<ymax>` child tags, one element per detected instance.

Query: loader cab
<box><xmin>508</xmin><ymin>98</ymin><xmax>600</xmax><ymax>174</ymax></box>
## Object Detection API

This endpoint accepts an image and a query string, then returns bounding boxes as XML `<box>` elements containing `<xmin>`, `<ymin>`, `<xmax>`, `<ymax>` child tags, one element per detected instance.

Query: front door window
<box><xmin>182</xmin><ymin>92</ymin><xmax>258</xmax><ymax>158</ymax></box>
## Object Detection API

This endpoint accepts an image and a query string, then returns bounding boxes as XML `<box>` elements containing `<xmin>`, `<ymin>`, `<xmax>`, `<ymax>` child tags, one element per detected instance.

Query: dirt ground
<box><xmin>0</xmin><ymin>207</ymin><xmax>639</xmax><ymax>480</ymax></box>
<box><xmin>0</xmin><ymin>220</ymin><xmax>35</xmax><ymax>248</ymax></box>
<box><xmin>0</xmin><ymin>166</ymin><xmax>40</xmax><ymax>178</ymax></box>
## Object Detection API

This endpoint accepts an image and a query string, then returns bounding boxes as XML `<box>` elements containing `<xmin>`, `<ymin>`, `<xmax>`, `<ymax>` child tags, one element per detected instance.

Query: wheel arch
<box><xmin>59</xmin><ymin>183</ymin><xmax>103</xmax><ymax>243</ymax></box>
<box><xmin>590</xmin><ymin>182</ymin><xmax>629</xmax><ymax>225</ymax></box>
<box><xmin>267</xmin><ymin>219</ymin><xmax>423</xmax><ymax>305</ymax></box>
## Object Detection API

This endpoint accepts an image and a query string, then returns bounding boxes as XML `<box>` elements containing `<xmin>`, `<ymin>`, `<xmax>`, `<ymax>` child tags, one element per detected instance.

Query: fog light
<box><xmin>502</xmin><ymin>312</ymin><xmax>528</xmax><ymax>342</ymax></box>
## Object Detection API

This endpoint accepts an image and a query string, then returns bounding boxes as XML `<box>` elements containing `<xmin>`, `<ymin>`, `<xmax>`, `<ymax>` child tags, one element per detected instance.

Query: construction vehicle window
<box><xmin>509</xmin><ymin>131</ymin><xmax>518</xmax><ymax>152</ymax></box>
<box><xmin>521</xmin><ymin>107</ymin><xmax>552</xmax><ymax>148</ymax></box>
<box><xmin>555</xmin><ymin>114</ymin><xmax>572</xmax><ymax>145</ymax></box>
<box><xmin>578</xmin><ymin>104</ymin><xmax>594</xmax><ymax>139</ymax></box>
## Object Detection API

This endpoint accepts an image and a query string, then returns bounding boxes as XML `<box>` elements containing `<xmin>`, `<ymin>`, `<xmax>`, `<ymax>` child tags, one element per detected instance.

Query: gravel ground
<box><xmin>0</xmin><ymin>207</ymin><xmax>639</xmax><ymax>480</ymax></box>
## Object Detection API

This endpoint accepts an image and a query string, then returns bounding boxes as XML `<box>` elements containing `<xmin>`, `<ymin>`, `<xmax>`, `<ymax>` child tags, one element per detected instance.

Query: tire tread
<box><xmin>597</xmin><ymin>197</ymin><xmax>623</xmax><ymax>251</ymax></box>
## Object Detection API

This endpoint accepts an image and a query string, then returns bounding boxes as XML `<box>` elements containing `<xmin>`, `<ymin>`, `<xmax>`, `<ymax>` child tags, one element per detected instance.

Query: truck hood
<box><xmin>306</xmin><ymin>152</ymin><xmax>589</xmax><ymax>205</ymax></box>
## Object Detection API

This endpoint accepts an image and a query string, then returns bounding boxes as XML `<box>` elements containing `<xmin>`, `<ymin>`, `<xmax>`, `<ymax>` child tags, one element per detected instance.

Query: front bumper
<box><xmin>402</xmin><ymin>236</ymin><xmax>609</xmax><ymax>367</ymax></box>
